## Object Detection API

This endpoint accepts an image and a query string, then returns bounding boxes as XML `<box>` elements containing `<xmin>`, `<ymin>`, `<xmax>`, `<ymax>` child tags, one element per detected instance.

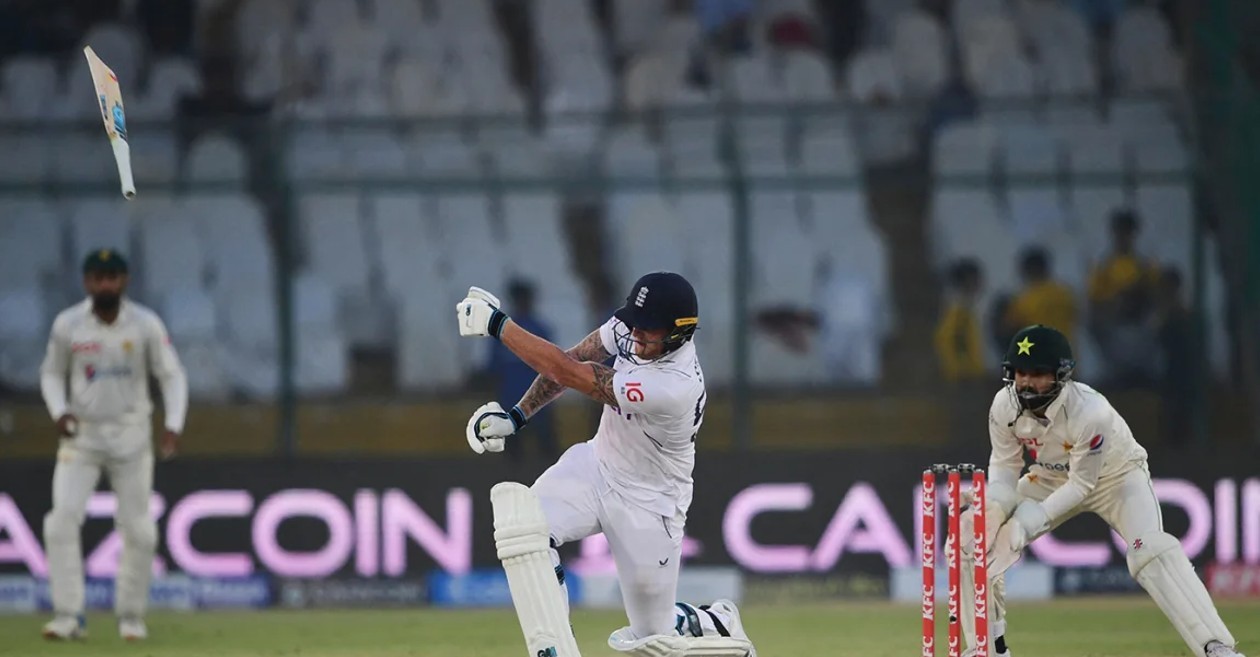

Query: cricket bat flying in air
<box><xmin>83</xmin><ymin>46</ymin><xmax>136</xmax><ymax>199</ymax></box>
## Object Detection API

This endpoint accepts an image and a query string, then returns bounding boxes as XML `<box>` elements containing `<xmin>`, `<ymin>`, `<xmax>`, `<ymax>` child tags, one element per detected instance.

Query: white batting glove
<box><xmin>1007</xmin><ymin>500</ymin><xmax>1051</xmax><ymax>552</ymax></box>
<box><xmin>455</xmin><ymin>286</ymin><xmax>508</xmax><ymax>338</ymax></box>
<box><xmin>465</xmin><ymin>402</ymin><xmax>528</xmax><ymax>454</ymax></box>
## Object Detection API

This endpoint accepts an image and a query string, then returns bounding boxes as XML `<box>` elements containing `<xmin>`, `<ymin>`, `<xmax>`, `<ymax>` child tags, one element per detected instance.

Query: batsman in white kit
<box><xmin>957</xmin><ymin>324</ymin><xmax>1242</xmax><ymax>657</ymax></box>
<box><xmin>38</xmin><ymin>249</ymin><xmax>188</xmax><ymax>641</ymax></box>
<box><xmin>457</xmin><ymin>271</ymin><xmax>755</xmax><ymax>657</ymax></box>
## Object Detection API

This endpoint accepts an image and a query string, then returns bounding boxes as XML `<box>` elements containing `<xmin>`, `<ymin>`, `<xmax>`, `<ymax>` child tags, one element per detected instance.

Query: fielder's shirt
<box><xmin>40</xmin><ymin>298</ymin><xmax>188</xmax><ymax>433</ymax></box>
<box><xmin>593</xmin><ymin>317</ymin><xmax>706</xmax><ymax>518</ymax></box>
<box><xmin>988</xmin><ymin>380</ymin><xmax>1148</xmax><ymax>522</ymax></box>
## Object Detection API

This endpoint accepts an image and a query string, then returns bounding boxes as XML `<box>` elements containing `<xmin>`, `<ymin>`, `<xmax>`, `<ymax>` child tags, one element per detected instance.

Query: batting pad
<box><xmin>608</xmin><ymin>628</ymin><xmax>753</xmax><ymax>657</ymax></box>
<box><xmin>1127</xmin><ymin>531</ymin><xmax>1235</xmax><ymax>657</ymax></box>
<box><xmin>492</xmin><ymin>482</ymin><xmax>581</xmax><ymax>657</ymax></box>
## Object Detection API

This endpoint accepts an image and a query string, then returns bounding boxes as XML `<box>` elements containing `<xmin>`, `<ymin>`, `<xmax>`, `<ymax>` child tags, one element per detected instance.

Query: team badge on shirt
<box><xmin>1089</xmin><ymin>434</ymin><xmax>1105</xmax><ymax>451</ymax></box>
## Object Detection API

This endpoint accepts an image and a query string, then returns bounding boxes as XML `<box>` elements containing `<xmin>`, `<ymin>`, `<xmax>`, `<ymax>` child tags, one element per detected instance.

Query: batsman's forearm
<box><xmin>500</xmin><ymin>321</ymin><xmax>582</xmax><ymax>391</ymax></box>
<box><xmin>516</xmin><ymin>374</ymin><xmax>566</xmax><ymax>418</ymax></box>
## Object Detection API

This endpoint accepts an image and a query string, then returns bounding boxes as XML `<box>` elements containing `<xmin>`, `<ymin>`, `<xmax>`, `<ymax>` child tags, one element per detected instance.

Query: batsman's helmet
<box><xmin>613</xmin><ymin>271</ymin><xmax>699</xmax><ymax>360</ymax></box>
<box><xmin>1002</xmin><ymin>324</ymin><xmax>1075</xmax><ymax>411</ymax></box>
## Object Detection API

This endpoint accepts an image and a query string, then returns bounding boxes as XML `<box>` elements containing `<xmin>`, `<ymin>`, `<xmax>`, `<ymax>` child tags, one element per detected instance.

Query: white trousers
<box><xmin>533</xmin><ymin>442</ymin><xmax>686</xmax><ymax>639</ymax></box>
<box><xmin>43</xmin><ymin>422</ymin><xmax>156</xmax><ymax>619</ymax></box>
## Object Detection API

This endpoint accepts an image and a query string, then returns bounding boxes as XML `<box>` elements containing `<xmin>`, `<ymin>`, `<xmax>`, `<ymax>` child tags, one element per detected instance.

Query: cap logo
<box><xmin>635</xmin><ymin>286</ymin><xmax>649</xmax><ymax>307</ymax></box>
<box><xmin>674</xmin><ymin>317</ymin><xmax>698</xmax><ymax>327</ymax></box>
<box><xmin>1016</xmin><ymin>337</ymin><xmax>1034</xmax><ymax>355</ymax></box>
<box><xmin>99</xmin><ymin>249</ymin><xmax>111</xmax><ymax>261</ymax></box>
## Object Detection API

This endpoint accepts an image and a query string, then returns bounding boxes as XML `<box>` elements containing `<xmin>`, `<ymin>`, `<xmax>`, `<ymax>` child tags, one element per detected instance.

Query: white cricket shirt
<box><xmin>987</xmin><ymin>380</ymin><xmax>1148</xmax><ymax>522</ymax></box>
<box><xmin>594</xmin><ymin>318</ymin><xmax>706</xmax><ymax>518</ymax></box>
<box><xmin>40</xmin><ymin>298</ymin><xmax>188</xmax><ymax>431</ymax></box>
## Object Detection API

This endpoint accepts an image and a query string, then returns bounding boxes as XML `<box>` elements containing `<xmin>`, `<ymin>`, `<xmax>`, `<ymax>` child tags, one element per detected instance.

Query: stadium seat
<box><xmin>136</xmin><ymin>214</ymin><xmax>206</xmax><ymax>302</ymax></box>
<box><xmin>783</xmin><ymin>52</ymin><xmax>837</xmax><ymax>102</ymax></box>
<box><xmin>435</xmin><ymin>194</ymin><xmax>506</xmax><ymax>308</ymax></box>
<box><xmin>603</xmin><ymin>126</ymin><xmax>663</xmax><ymax>181</ymax></box>
<box><xmin>69</xmin><ymin>201</ymin><xmax>132</xmax><ymax>265</ymax></box>
<box><xmin>929</xmin><ymin>189</ymin><xmax>1016</xmax><ymax>291</ymax></box>
<box><xmin>397</xmin><ymin>294</ymin><xmax>467</xmax><ymax>390</ymax></box>
<box><xmin>500</xmin><ymin>193</ymin><xmax>571</xmax><ymax>282</ymax></box>
<box><xmin>81</xmin><ymin>22</ymin><xmax>143</xmax><ymax>88</ymax></box>
<box><xmin>750</xmin><ymin>191</ymin><xmax>814</xmax><ymax>308</ymax></box>
<box><xmin>293</xmin><ymin>274</ymin><xmax>350</xmax><ymax>395</ymax></box>
<box><xmin>1064</xmin><ymin>123</ymin><xmax>1124</xmax><ymax>181</ymax></box>
<box><xmin>0</xmin><ymin>135</ymin><xmax>51</xmax><ymax>183</ymax></box>
<box><xmin>131</xmin><ymin>57</ymin><xmax>202</xmax><ymax>120</ymax></box>
<box><xmin>235</xmin><ymin>0</ymin><xmax>299</xmax><ymax>61</ymax></box>
<box><xmin>487</xmin><ymin>135</ymin><xmax>551</xmax><ymax>180</ymax></box>
<box><xmin>891</xmin><ymin>9</ymin><xmax>949</xmax><ymax>99</ymax></box>
<box><xmin>1068</xmin><ymin>185</ymin><xmax>1128</xmax><ymax>263</ymax></box>
<box><xmin>159</xmin><ymin>286</ymin><xmax>230</xmax><ymax>401</ymax></box>
<box><xmin>677</xmin><ymin>192</ymin><xmax>734</xmax><ymax>385</ymax></box>
<box><xmin>51</xmin><ymin>134</ymin><xmax>117</xmax><ymax>184</ymax></box>
<box><xmin>366</xmin><ymin>0</ymin><xmax>426</xmax><ymax>51</ymax></box>
<box><xmin>1</xmin><ymin>56</ymin><xmax>57</xmax><ymax>120</ymax></box>
<box><xmin>612</xmin><ymin>0</ymin><xmax>668</xmax><ymax>56</ymax></box>
<box><xmin>187</xmin><ymin>133</ymin><xmax>249</xmax><ymax>186</ymax></box>
<box><xmin>1135</xmin><ymin>183</ymin><xmax>1193</xmax><ymax>274</ymax></box>
<box><xmin>815</xmin><ymin>271</ymin><xmax>883</xmax><ymax>386</ymax></box>
<box><xmin>808</xmin><ymin>191</ymin><xmax>891</xmax><ymax>331</ymax></box>
<box><xmin>185</xmin><ymin>194</ymin><xmax>274</xmax><ymax>290</ymax></box>
<box><xmin>129</xmin><ymin>132</ymin><xmax>181</xmax><ymax>186</ymax></box>
<box><xmin>49</xmin><ymin>64</ymin><xmax>100</xmax><ymax>122</ymax></box>
<box><xmin>218</xmin><ymin>281</ymin><xmax>279</xmax><ymax>399</ymax></box>
<box><xmin>413</xmin><ymin>130</ymin><xmax>482</xmax><ymax>178</ymax></box>
<box><xmin>0</xmin><ymin>285</ymin><xmax>48</xmax><ymax>390</ymax></box>
<box><xmin>1111</xmin><ymin>6</ymin><xmax>1180</xmax><ymax>92</ymax></box>
<box><xmin>606</xmin><ymin>191</ymin><xmax>687</xmax><ymax>293</ymax></box>
<box><xmin>343</xmin><ymin>131</ymin><xmax>408</xmax><ymax>178</ymax></box>
<box><xmin>739</xmin><ymin>117</ymin><xmax>791</xmax><ymax>178</ymax></box>
<box><xmin>367</xmin><ymin>193</ymin><xmax>446</xmax><ymax>304</ymax></box>
<box><xmin>1008</xmin><ymin>187</ymin><xmax>1067</xmax><ymax>246</ymax></box>
<box><xmin>932</xmin><ymin>121</ymin><xmax>996</xmax><ymax>179</ymax></box>
<box><xmin>289</xmin><ymin>131</ymin><xmax>346</xmax><ymax>181</ymax></box>
<box><xmin>798</xmin><ymin>127</ymin><xmax>861</xmax><ymax>179</ymax></box>
<box><xmin>0</xmin><ymin>201</ymin><xmax>63</xmax><ymax>289</ymax></box>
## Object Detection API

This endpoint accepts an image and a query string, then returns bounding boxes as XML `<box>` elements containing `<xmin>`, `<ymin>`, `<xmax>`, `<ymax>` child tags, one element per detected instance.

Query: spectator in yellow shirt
<box><xmin>1088</xmin><ymin>209</ymin><xmax>1160</xmax><ymax>325</ymax></box>
<box><xmin>1003</xmin><ymin>247</ymin><xmax>1078</xmax><ymax>342</ymax></box>
<box><xmin>934</xmin><ymin>259</ymin><xmax>986</xmax><ymax>382</ymax></box>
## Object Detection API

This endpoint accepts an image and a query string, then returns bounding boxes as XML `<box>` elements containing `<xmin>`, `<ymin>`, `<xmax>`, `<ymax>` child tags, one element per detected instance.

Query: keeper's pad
<box><xmin>608</xmin><ymin>628</ymin><xmax>754</xmax><ymax>657</ymax></box>
<box><xmin>492</xmin><ymin>482</ymin><xmax>581</xmax><ymax>657</ymax></box>
<box><xmin>1126</xmin><ymin>531</ymin><xmax>1235</xmax><ymax>657</ymax></box>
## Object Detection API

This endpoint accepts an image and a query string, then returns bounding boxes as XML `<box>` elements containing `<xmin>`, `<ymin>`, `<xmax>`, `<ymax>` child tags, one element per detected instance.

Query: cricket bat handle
<box><xmin>111</xmin><ymin>138</ymin><xmax>136</xmax><ymax>199</ymax></box>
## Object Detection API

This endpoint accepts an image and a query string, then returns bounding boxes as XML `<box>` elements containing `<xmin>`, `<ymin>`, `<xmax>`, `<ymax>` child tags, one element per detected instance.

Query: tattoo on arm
<box><xmin>588</xmin><ymin>362</ymin><xmax>620</xmax><ymax>408</ymax></box>
<box><xmin>567</xmin><ymin>330</ymin><xmax>611</xmax><ymax>363</ymax></box>
<box><xmin>514</xmin><ymin>329</ymin><xmax>611</xmax><ymax>417</ymax></box>
<box><xmin>516</xmin><ymin>375</ymin><xmax>566</xmax><ymax>417</ymax></box>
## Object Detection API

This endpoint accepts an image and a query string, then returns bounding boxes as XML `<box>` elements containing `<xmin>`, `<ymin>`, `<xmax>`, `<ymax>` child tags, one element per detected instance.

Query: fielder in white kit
<box><xmin>457</xmin><ymin>272</ymin><xmax>756</xmax><ymax>657</ymax></box>
<box><xmin>38</xmin><ymin>249</ymin><xmax>188</xmax><ymax>641</ymax></box>
<box><xmin>958</xmin><ymin>324</ymin><xmax>1242</xmax><ymax>657</ymax></box>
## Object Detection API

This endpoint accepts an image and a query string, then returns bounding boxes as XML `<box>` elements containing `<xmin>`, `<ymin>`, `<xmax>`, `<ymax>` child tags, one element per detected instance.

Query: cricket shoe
<box><xmin>119</xmin><ymin>617</ymin><xmax>148</xmax><ymax>641</ymax></box>
<box><xmin>1205</xmin><ymin>640</ymin><xmax>1245</xmax><ymax>657</ymax></box>
<box><xmin>42</xmin><ymin>615</ymin><xmax>87</xmax><ymax>640</ymax></box>
<box><xmin>702</xmin><ymin>599</ymin><xmax>757</xmax><ymax>657</ymax></box>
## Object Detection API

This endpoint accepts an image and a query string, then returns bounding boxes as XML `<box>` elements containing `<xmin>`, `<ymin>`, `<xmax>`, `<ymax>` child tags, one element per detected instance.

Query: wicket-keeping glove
<box><xmin>1007</xmin><ymin>499</ymin><xmax>1051</xmax><ymax>552</ymax></box>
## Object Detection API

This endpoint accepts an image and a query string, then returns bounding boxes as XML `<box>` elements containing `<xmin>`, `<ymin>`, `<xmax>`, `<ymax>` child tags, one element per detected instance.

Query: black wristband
<box><xmin>508</xmin><ymin>405</ymin><xmax>529</xmax><ymax>430</ymax></box>
<box><xmin>488</xmin><ymin>309</ymin><xmax>509</xmax><ymax>339</ymax></box>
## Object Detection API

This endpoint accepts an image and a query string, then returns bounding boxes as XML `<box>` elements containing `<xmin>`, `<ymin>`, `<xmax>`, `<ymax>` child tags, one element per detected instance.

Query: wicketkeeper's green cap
<box><xmin>82</xmin><ymin>248</ymin><xmax>129</xmax><ymax>274</ymax></box>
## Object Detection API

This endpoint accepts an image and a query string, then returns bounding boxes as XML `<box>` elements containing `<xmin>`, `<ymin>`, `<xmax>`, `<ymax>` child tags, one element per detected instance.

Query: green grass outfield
<box><xmin>2</xmin><ymin>598</ymin><xmax>1257</xmax><ymax>656</ymax></box>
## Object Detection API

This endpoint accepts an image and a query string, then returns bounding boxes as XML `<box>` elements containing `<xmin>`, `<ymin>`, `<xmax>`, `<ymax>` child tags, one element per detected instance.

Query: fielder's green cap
<box><xmin>82</xmin><ymin>248</ymin><xmax>129</xmax><ymax>274</ymax></box>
